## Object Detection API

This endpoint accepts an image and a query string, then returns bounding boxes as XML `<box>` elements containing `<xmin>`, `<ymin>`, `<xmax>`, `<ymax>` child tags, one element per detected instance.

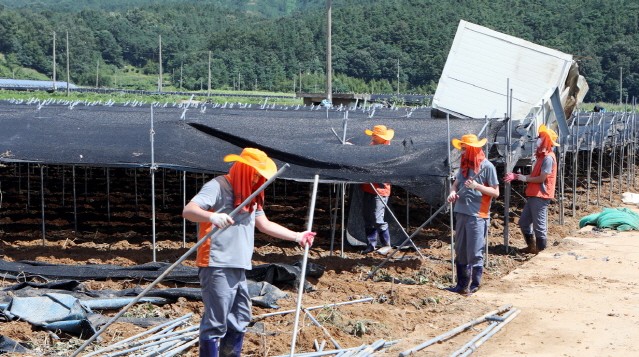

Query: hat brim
<box><xmin>365</xmin><ymin>128</ymin><xmax>395</xmax><ymax>141</ymax></box>
<box><xmin>223</xmin><ymin>154</ymin><xmax>277</xmax><ymax>179</ymax></box>
<box><xmin>451</xmin><ymin>137</ymin><xmax>487</xmax><ymax>150</ymax></box>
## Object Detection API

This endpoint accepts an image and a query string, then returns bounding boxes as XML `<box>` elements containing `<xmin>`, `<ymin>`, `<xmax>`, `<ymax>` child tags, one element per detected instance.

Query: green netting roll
<box><xmin>579</xmin><ymin>207</ymin><xmax>639</xmax><ymax>231</ymax></box>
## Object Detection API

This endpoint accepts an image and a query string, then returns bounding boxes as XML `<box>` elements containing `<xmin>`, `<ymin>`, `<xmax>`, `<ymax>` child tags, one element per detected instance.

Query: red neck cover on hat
<box><xmin>460</xmin><ymin>146</ymin><xmax>485</xmax><ymax>177</ymax></box>
<box><xmin>225</xmin><ymin>162</ymin><xmax>265</xmax><ymax>212</ymax></box>
<box><xmin>536</xmin><ymin>132</ymin><xmax>553</xmax><ymax>159</ymax></box>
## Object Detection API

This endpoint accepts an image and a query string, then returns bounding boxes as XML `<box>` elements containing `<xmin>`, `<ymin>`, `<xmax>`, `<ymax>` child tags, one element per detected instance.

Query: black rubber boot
<box><xmin>469</xmin><ymin>266</ymin><xmax>483</xmax><ymax>293</ymax></box>
<box><xmin>219</xmin><ymin>330</ymin><xmax>244</xmax><ymax>357</ymax></box>
<box><xmin>199</xmin><ymin>337</ymin><xmax>219</xmax><ymax>357</ymax></box>
<box><xmin>361</xmin><ymin>228</ymin><xmax>377</xmax><ymax>254</ymax></box>
<box><xmin>536</xmin><ymin>238</ymin><xmax>547</xmax><ymax>251</ymax></box>
<box><xmin>445</xmin><ymin>263</ymin><xmax>470</xmax><ymax>295</ymax></box>
<box><xmin>523</xmin><ymin>233</ymin><xmax>537</xmax><ymax>254</ymax></box>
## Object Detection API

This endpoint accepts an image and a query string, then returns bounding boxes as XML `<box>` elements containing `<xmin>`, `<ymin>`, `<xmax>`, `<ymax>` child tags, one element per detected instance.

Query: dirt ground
<box><xmin>0</xmin><ymin>164</ymin><xmax>636</xmax><ymax>356</ymax></box>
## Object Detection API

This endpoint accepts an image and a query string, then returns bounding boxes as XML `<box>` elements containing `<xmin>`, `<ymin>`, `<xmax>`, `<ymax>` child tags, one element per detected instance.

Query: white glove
<box><xmin>447</xmin><ymin>190</ymin><xmax>458</xmax><ymax>203</ymax></box>
<box><xmin>516</xmin><ymin>174</ymin><xmax>527</xmax><ymax>182</ymax></box>
<box><xmin>209</xmin><ymin>212</ymin><xmax>234</xmax><ymax>228</ymax></box>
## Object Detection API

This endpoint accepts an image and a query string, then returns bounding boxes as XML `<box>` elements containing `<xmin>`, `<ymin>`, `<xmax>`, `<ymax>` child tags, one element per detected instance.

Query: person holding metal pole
<box><xmin>360</xmin><ymin>125</ymin><xmax>394</xmax><ymax>255</ymax></box>
<box><xmin>504</xmin><ymin>124</ymin><xmax>559</xmax><ymax>254</ymax></box>
<box><xmin>445</xmin><ymin>135</ymin><xmax>499</xmax><ymax>295</ymax></box>
<box><xmin>182</xmin><ymin>148</ymin><xmax>316</xmax><ymax>357</ymax></box>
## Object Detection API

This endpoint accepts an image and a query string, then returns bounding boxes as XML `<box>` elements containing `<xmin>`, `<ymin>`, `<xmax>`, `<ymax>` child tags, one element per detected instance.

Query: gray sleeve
<box><xmin>190</xmin><ymin>179</ymin><xmax>221</xmax><ymax>210</ymax></box>
<box><xmin>541</xmin><ymin>156</ymin><xmax>553</xmax><ymax>174</ymax></box>
<box><xmin>481</xmin><ymin>162</ymin><xmax>499</xmax><ymax>187</ymax></box>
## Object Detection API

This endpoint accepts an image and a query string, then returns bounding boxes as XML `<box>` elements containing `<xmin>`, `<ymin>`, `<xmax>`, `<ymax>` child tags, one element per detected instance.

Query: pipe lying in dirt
<box><xmin>457</xmin><ymin>308</ymin><xmax>521</xmax><ymax>357</ymax></box>
<box><xmin>449</xmin><ymin>307</ymin><xmax>519</xmax><ymax>357</ymax></box>
<box><xmin>253</xmin><ymin>297</ymin><xmax>374</xmax><ymax>320</ymax></box>
<box><xmin>84</xmin><ymin>313</ymin><xmax>193</xmax><ymax>357</ymax></box>
<box><xmin>398</xmin><ymin>304</ymin><xmax>512</xmax><ymax>356</ymax></box>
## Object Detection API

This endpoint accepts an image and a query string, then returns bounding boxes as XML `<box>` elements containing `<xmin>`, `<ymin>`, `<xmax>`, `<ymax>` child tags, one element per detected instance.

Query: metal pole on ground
<box><xmin>340</xmin><ymin>183</ymin><xmax>345</xmax><ymax>258</ymax></box>
<box><xmin>70</xmin><ymin>164</ymin><xmax>290</xmax><ymax>357</ymax></box>
<box><xmin>290</xmin><ymin>175</ymin><xmax>320</xmax><ymax>356</ymax></box>
<box><xmin>447</xmin><ymin>114</ymin><xmax>455</xmax><ymax>283</ymax></box>
<box><xmin>150</xmin><ymin>106</ymin><xmax>157</xmax><ymax>262</ymax></box>
<box><xmin>572</xmin><ymin>121</ymin><xmax>577</xmax><ymax>217</ymax></box>
<box><xmin>72</xmin><ymin>165</ymin><xmax>77</xmax><ymax>233</ymax></box>
<box><xmin>182</xmin><ymin>170</ymin><xmax>186</xmax><ymax>248</ymax></box>
<box><xmin>597</xmin><ymin>115</ymin><xmax>604</xmax><ymax>206</ymax></box>
<box><xmin>40</xmin><ymin>165</ymin><xmax>45</xmax><ymax>246</ymax></box>
<box><xmin>106</xmin><ymin>167</ymin><xmax>111</xmax><ymax>223</ymax></box>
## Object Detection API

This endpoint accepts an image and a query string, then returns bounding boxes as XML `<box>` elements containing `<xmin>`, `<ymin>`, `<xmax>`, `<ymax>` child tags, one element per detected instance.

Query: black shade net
<box><xmin>0</xmin><ymin>101</ymin><xmax>492</xmax><ymax>203</ymax></box>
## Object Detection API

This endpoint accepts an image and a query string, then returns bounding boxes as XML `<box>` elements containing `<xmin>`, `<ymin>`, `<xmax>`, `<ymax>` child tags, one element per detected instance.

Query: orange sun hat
<box><xmin>223</xmin><ymin>148</ymin><xmax>277</xmax><ymax>179</ymax></box>
<box><xmin>451</xmin><ymin>134</ymin><xmax>487</xmax><ymax>150</ymax></box>
<box><xmin>365</xmin><ymin>125</ymin><xmax>395</xmax><ymax>141</ymax></box>
<box><xmin>538</xmin><ymin>124</ymin><xmax>560</xmax><ymax>147</ymax></box>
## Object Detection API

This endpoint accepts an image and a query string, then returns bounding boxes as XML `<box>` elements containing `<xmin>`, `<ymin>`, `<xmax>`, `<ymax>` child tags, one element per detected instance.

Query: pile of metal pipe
<box><xmin>398</xmin><ymin>304</ymin><xmax>515</xmax><ymax>356</ymax></box>
<box><xmin>83</xmin><ymin>314</ymin><xmax>196</xmax><ymax>357</ymax></box>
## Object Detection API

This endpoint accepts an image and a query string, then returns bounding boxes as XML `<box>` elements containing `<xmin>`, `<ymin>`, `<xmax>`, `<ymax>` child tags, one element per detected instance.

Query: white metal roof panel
<box><xmin>433</xmin><ymin>20</ymin><xmax>573</xmax><ymax>120</ymax></box>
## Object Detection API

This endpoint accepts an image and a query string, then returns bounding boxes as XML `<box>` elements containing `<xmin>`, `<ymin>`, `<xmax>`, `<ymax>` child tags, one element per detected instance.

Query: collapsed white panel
<box><xmin>433</xmin><ymin>20</ymin><xmax>573</xmax><ymax>120</ymax></box>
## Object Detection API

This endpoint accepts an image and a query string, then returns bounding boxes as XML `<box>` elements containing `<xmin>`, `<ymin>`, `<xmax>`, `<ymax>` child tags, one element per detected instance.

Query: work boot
<box><xmin>199</xmin><ymin>337</ymin><xmax>219</xmax><ymax>357</ymax></box>
<box><xmin>219</xmin><ymin>330</ymin><xmax>244</xmax><ymax>357</ymax></box>
<box><xmin>445</xmin><ymin>263</ymin><xmax>470</xmax><ymax>295</ymax></box>
<box><xmin>523</xmin><ymin>233</ymin><xmax>537</xmax><ymax>254</ymax></box>
<box><xmin>469</xmin><ymin>266</ymin><xmax>483</xmax><ymax>294</ymax></box>
<box><xmin>361</xmin><ymin>228</ymin><xmax>378</xmax><ymax>254</ymax></box>
<box><xmin>379</xmin><ymin>228</ymin><xmax>391</xmax><ymax>247</ymax></box>
<box><xmin>376</xmin><ymin>228</ymin><xmax>392</xmax><ymax>255</ymax></box>
<box><xmin>536</xmin><ymin>238</ymin><xmax>547</xmax><ymax>252</ymax></box>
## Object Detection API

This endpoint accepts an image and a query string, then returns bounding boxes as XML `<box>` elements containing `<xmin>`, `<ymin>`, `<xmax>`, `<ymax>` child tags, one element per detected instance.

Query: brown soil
<box><xmin>0</xmin><ymin>164</ymin><xmax>631</xmax><ymax>356</ymax></box>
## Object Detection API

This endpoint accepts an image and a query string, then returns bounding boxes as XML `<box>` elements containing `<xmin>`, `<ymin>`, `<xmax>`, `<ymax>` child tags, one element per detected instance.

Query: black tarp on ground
<box><xmin>0</xmin><ymin>101</ymin><xmax>494</xmax><ymax>204</ymax></box>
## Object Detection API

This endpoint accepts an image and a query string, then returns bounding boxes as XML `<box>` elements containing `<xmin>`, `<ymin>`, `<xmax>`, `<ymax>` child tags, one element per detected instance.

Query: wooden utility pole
<box><xmin>95</xmin><ymin>60</ymin><xmax>99</xmax><ymax>88</ymax></box>
<box><xmin>158</xmin><ymin>35</ymin><xmax>162</xmax><ymax>92</ymax></box>
<box><xmin>326</xmin><ymin>0</ymin><xmax>332</xmax><ymax>101</ymax></box>
<box><xmin>66</xmin><ymin>31</ymin><xmax>70</xmax><ymax>96</ymax></box>
<box><xmin>52</xmin><ymin>31</ymin><xmax>56</xmax><ymax>91</ymax></box>
<box><xmin>208</xmin><ymin>51</ymin><xmax>211</xmax><ymax>97</ymax></box>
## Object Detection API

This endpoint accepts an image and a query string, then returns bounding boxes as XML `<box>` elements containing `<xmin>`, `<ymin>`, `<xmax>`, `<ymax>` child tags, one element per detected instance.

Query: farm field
<box><xmin>1</xmin><ymin>163</ymin><xmax>635</xmax><ymax>356</ymax></box>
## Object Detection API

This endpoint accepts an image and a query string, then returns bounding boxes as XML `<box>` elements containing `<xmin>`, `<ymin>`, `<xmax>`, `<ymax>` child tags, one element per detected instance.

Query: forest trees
<box><xmin>0</xmin><ymin>0</ymin><xmax>637</xmax><ymax>102</ymax></box>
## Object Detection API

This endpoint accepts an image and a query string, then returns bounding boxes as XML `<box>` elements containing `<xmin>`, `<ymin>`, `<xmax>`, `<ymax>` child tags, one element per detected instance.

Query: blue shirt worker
<box><xmin>361</xmin><ymin>125</ymin><xmax>394</xmax><ymax>255</ymax></box>
<box><xmin>445</xmin><ymin>134</ymin><xmax>499</xmax><ymax>295</ymax></box>
<box><xmin>183</xmin><ymin>148</ymin><xmax>316</xmax><ymax>357</ymax></box>
<box><xmin>504</xmin><ymin>124</ymin><xmax>559</xmax><ymax>254</ymax></box>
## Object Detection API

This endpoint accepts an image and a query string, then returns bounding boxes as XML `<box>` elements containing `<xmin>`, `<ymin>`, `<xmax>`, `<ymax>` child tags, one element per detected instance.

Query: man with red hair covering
<box><xmin>445</xmin><ymin>134</ymin><xmax>499</xmax><ymax>295</ymax></box>
<box><xmin>360</xmin><ymin>125</ymin><xmax>395</xmax><ymax>255</ymax></box>
<box><xmin>504</xmin><ymin>124</ymin><xmax>559</xmax><ymax>254</ymax></box>
<box><xmin>183</xmin><ymin>148</ymin><xmax>316</xmax><ymax>357</ymax></box>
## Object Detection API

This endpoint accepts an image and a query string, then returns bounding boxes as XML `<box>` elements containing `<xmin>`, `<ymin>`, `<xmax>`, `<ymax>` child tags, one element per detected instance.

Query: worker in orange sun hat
<box><xmin>504</xmin><ymin>124</ymin><xmax>559</xmax><ymax>254</ymax></box>
<box><xmin>183</xmin><ymin>148</ymin><xmax>316</xmax><ymax>357</ymax></box>
<box><xmin>445</xmin><ymin>134</ymin><xmax>499</xmax><ymax>295</ymax></box>
<box><xmin>360</xmin><ymin>125</ymin><xmax>395</xmax><ymax>256</ymax></box>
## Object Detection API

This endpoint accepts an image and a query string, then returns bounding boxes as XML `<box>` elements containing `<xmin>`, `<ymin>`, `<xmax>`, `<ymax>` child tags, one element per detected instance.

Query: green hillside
<box><xmin>0</xmin><ymin>0</ymin><xmax>637</xmax><ymax>102</ymax></box>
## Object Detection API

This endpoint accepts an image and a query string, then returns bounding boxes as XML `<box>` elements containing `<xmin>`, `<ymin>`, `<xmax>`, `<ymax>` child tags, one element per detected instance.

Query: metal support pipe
<box><xmin>398</xmin><ymin>304</ymin><xmax>512</xmax><ymax>356</ymax></box>
<box><xmin>329</xmin><ymin>184</ymin><xmax>340</xmax><ymax>257</ymax></box>
<box><xmin>72</xmin><ymin>165</ymin><xmax>77</xmax><ymax>233</ymax></box>
<box><xmin>572</xmin><ymin>122</ymin><xmax>577</xmax><ymax>217</ymax></box>
<box><xmin>182</xmin><ymin>170</ymin><xmax>187</xmax><ymax>248</ymax></box>
<box><xmin>40</xmin><ymin>165</ymin><xmax>45</xmax><ymax>246</ymax></box>
<box><xmin>341</xmin><ymin>183</ymin><xmax>345</xmax><ymax>258</ymax></box>
<box><xmin>107</xmin><ymin>167</ymin><xmax>111</xmax><ymax>223</ymax></box>
<box><xmin>457</xmin><ymin>308</ymin><xmax>521</xmax><ymax>357</ymax></box>
<box><xmin>254</xmin><ymin>297</ymin><xmax>373</xmax><ymax>320</ymax></box>
<box><xmin>290</xmin><ymin>175</ymin><xmax>320</xmax><ymax>356</ymax></box>
<box><xmin>150</xmin><ymin>107</ymin><xmax>157</xmax><ymax>262</ymax></box>
<box><xmin>446</xmin><ymin>114</ymin><xmax>455</xmax><ymax>284</ymax></box>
